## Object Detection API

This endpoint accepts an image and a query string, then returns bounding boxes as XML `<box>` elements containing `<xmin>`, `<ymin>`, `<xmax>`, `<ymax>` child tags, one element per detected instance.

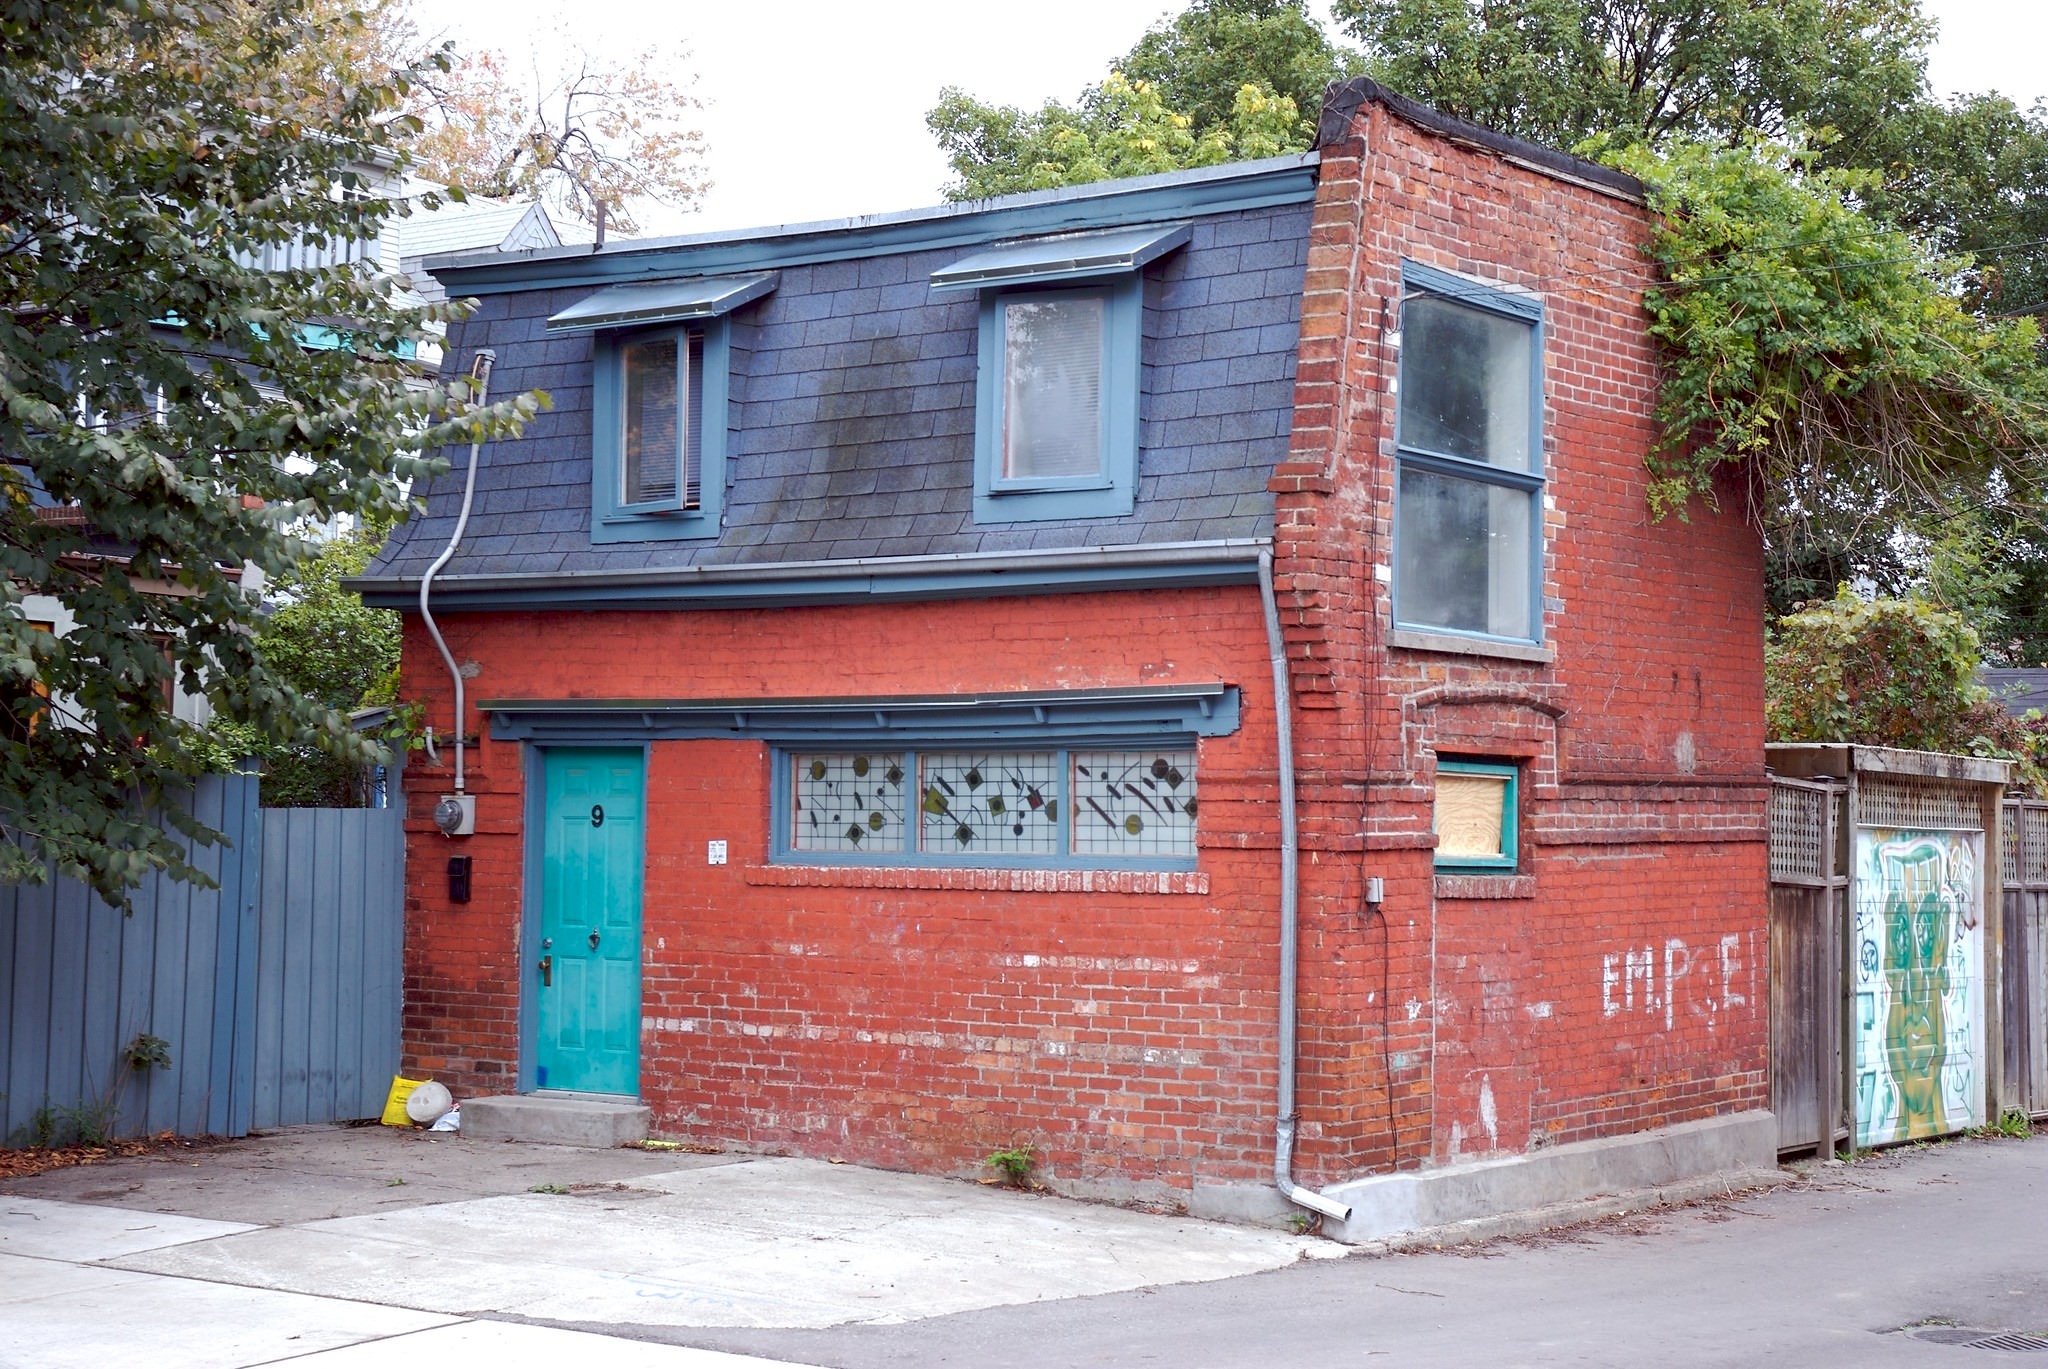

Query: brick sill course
<box><xmin>745</xmin><ymin>865</ymin><xmax>1209</xmax><ymax>896</ymax></box>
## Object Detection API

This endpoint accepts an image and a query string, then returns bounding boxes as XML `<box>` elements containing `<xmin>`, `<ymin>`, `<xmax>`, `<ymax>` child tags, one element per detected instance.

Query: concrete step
<box><xmin>462</xmin><ymin>1094</ymin><xmax>650</xmax><ymax>1148</ymax></box>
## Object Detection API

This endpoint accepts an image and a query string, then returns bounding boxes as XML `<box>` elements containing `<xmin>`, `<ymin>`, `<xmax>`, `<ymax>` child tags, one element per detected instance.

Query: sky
<box><xmin>409</xmin><ymin>0</ymin><xmax>2048</xmax><ymax>239</ymax></box>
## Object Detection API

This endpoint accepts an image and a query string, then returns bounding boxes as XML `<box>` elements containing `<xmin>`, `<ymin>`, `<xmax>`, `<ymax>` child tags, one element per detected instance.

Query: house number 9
<box><xmin>590</xmin><ymin>805</ymin><xmax>605</xmax><ymax>827</ymax></box>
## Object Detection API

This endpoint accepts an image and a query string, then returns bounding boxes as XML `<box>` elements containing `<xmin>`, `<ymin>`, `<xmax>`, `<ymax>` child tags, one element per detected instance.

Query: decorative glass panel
<box><xmin>1436</xmin><ymin>771</ymin><xmax>1509</xmax><ymax>862</ymax></box>
<box><xmin>1069</xmin><ymin>749</ymin><xmax>1197</xmax><ymax>859</ymax></box>
<box><xmin>1400</xmin><ymin>296</ymin><xmax>1533</xmax><ymax>471</ymax></box>
<box><xmin>1397</xmin><ymin>465</ymin><xmax>1531</xmax><ymax>639</ymax></box>
<box><xmin>1003</xmin><ymin>296</ymin><xmax>1103</xmax><ymax>482</ymax></box>
<box><xmin>621</xmin><ymin>334</ymin><xmax>682</xmax><ymax>506</ymax></box>
<box><xmin>918</xmin><ymin>751</ymin><xmax>1062</xmax><ymax>855</ymax></box>
<box><xmin>790</xmin><ymin>752</ymin><xmax>906</xmax><ymax>853</ymax></box>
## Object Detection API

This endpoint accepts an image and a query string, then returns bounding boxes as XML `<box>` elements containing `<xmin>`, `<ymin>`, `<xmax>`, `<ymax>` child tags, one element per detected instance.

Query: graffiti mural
<box><xmin>1851</xmin><ymin>828</ymin><xmax>1984</xmax><ymax>1146</ymax></box>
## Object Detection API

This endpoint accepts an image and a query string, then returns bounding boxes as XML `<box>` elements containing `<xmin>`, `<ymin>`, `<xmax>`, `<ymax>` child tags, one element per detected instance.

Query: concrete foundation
<box><xmin>1319</xmin><ymin>1111</ymin><xmax>1780</xmax><ymax>1245</ymax></box>
<box><xmin>462</xmin><ymin>1094</ymin><xmax>650</xmax><ymax>1148</ymax></box>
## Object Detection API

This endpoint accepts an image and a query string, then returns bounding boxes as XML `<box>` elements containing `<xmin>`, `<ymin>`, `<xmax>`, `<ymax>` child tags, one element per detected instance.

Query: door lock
<box><xmin>538</xmin><ymin>954</ymin><xmax>552</xmax><ymax>987</ymax></box>
<box><xmin>588</xmin><ymin>929</ymin><xmax>601</xmax><ymax>950</ymax></box>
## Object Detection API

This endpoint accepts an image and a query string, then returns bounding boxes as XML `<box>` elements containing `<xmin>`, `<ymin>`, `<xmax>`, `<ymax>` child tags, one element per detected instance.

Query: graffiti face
<box><xmin>1881</xmin><ymin>881</ymin><xmax>1952</xmax><ymax>1138</ymax></box>
<box><xmin>1852</xmin><ymin>830</ymin><xmax>1982</xmax><ymax>1148</ymax></box>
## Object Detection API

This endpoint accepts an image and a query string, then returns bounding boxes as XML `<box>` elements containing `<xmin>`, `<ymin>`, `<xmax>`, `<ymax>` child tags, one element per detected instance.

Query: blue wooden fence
<box><xmin>0</xmin><ymin>776</ymin><xmax>405</xmax><ymax>1143</ymax></box>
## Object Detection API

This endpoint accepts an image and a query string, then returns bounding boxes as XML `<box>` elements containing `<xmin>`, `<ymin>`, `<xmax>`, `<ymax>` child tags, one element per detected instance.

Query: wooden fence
<box><xmin>0</xmin><ymin>775</ymin><xmax>404</xmax><ymax>1143</ymax></box>
<box><xmin>2001</xmin><ymin>798</ymin><xmax>2048</xmax><ymax>1119</ymax></box>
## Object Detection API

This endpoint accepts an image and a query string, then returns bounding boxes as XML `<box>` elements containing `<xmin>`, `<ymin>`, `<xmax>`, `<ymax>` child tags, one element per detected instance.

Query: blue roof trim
<box><xmin>355</xmin><ymin>546</ymin><xmax>1264</xmax><ymax>612</ymax></box>
<box><xmin>929</xmin><ymin>223</ymin><xmax>1191</xmax><ymax>294</ymax></box>
<box><xmin>485</xmin><ymin>684</ymin><xmax>1241</xmax><ymax>745</ymax></box>
<box><xmin>545</xmin><ymin>271</ymin><xmax>778</xmax><ymax>333</ymax></box>
<box><xmin>427</xmin><ymin>155</ymin><xmax>1320</xmax><ymax>296</ymax></box>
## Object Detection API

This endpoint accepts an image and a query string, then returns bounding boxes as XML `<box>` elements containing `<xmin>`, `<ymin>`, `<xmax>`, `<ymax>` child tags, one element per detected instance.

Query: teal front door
<box><xmin>535</xmin><ymin>747</ymin><xmax>644</xmax><ymax>1095</ymax></box>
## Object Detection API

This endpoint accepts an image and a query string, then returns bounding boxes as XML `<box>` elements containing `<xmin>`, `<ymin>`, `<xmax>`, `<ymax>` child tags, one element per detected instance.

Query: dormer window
<box><xmin>618</xmin><ymin>330</ymin><xmax>701</xmax><ymax>511</ymax></box>
<box><xmin>932</xmin><ymin>224</ymin><xmax>1189</xmax><ymax>524</ymax></box>
<box><xmin>548</xmin><ymin>272</ymin><xmax>775</xmax><ymax>545</ymax></box>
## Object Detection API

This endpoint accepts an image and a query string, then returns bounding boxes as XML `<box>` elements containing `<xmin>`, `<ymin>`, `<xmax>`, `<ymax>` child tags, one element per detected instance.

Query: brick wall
<box><xmin>401</xmin><ymin>588</ymin><xmax>1301</xmax><ymax>1198</ymax></box>
<box><xmin>1274</xmin><ymin>97</ymin><xmax>1769</xmax><ymax>1184</ymax></box>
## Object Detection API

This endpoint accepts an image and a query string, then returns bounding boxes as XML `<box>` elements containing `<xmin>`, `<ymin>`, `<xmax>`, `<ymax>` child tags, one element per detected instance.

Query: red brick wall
<box><xmin>401</xmin><ymin>588</ymin><xmax>1301</xmax><ymax>1197</ymax></box>
<box><xmin>1275</xmin><ymin>99</ymin><xmax>1769</xmax><ymax>1184</ymax></box>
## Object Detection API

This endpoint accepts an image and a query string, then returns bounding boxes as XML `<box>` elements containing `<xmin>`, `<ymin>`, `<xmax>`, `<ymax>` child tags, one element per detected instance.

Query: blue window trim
<box><xmin>972</xmin><ymin>280</ymin><xmax>1141</xmax><ymax>524</ymax></box>
<box><xmin>485</xmin><ymin>683</ymin><xmax>1241</xmax><ymax>745</ymax></box>
<box><xmin>1433</xmin><ymin>758</ymin><xmax>1520</xmax><ymax>872</ymax></box>
<box><xmin>770</xmin><ymin>737</ymin><xmax>1198</xmax><ymax>872</ymax></box>
<box><xmin>590</xmin><ymin>318</ymin><xmax>730</xmax><ymax>545</ymax></box>
<box><xmin>1391</xmin><ymin>260</ymin><xmax>1546</xmax><ymax>647</ymax></box>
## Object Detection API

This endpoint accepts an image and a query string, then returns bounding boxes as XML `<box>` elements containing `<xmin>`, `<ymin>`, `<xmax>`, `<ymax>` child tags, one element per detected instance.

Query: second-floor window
<box><xmin>618</xmin><ymin>330</ymin><xmax>702</xmax><ymax>511</ymax></box>
<box><xmin>1393</xmin><ymin>261</ymin><xmax>1545</xmax><ymax>645</ymax></box>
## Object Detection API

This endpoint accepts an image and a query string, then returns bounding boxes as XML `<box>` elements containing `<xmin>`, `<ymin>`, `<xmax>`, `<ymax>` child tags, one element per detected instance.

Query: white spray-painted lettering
<box><xmin>1601</xmin><ymin>932</ymin><xmax>1752</xmax><ymax>1028</ymax></box>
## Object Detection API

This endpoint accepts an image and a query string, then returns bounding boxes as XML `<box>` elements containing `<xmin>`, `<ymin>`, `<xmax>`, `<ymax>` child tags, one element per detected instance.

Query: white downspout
<box><xmin>1259</xmin><ymin>549</ymin><xmax>1353</xmax><ymax>1224</ymax></box>
<box><xmin>418</xmin><ymin>349</ymin><xmax>495</xmax><ymax>795</ymax></box>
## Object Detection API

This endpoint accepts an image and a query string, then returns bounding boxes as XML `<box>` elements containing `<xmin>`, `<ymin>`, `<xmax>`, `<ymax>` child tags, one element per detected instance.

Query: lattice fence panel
<box><xmin>1771</xmin><ymin>780</ymin><xmax>1828</xmax><ymax>882</ymax></box>
<box><xmin>1857</xmin><ymin>776</ymin><xmax>1983</xmax><ymax>833</ymax></box>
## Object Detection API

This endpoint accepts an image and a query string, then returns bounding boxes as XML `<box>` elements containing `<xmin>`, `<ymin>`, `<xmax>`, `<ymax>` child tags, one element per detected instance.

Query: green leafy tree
<box><xmin>928</xmin><ymin>0</ymin><xmax>1358</xmax><ymax>200</ymax></box>
<box><xmin>1334</xmin><ymin>0</ymin><xmax>1930</xmax><ymax>154</ymax></box>
<box><xmin>0</xmin><ymin>0</ymin><xmax>539</xmax><ymax>903</ymax></box>
<box><xmin>1766</xmin><ymin>589</ymin><xmax>2047</xmax><ymax>789</ymax></box>
<box><xmin>195</xmin><ymin>528</ymin><xmax>406</xmax><ymax>807</ymax></box>
<box><xmin>1611</xmin><ymin>139</ymin><xmax>2048</xmax><ymax>527</ymax></box>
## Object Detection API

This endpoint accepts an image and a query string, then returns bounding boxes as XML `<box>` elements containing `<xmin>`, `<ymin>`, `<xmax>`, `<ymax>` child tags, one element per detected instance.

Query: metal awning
<box><xmin>929</xmin><ymin>223</ymin><xmax>1191</xmax><ymax>293</ymax></box>
<box><xmin>545</xmin><ymin>271</ymin><xmax>778</xmax><ymax>333</ymax></box>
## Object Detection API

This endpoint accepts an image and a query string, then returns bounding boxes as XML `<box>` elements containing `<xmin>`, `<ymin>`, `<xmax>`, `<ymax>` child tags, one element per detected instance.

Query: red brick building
<box><xmin>357</xmin><ymin>81</ymin><xmax>1773</xmax><ymax>1234</ymax></box>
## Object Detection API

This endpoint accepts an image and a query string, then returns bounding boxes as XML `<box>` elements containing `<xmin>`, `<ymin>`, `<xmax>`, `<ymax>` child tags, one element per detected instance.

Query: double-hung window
<box><xmin>931</xmin><ymin>224</ymin><xmax>1189</xmax><ymax>523</ymax></box>
<box><xmin>548</xmin><ymin>272</ymin><xmax>776</xmax><ymax>545</ymax></box>
<box><xmin>1392</xmin><ymin>262</ymin><xmax>1544</xmax><ymax>644</ymax></box>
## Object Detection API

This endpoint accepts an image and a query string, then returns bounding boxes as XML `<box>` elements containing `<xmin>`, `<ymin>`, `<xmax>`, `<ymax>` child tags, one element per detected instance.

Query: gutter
<box><xmin>348</xmin><ymin>539</ymin><xmax>1272</xmax><ymax>611</ymax></box>
<box><xmin>1257</xmin><ymin>549</ymin><xmax>1353</xmax><ymax>1225</ymax></box>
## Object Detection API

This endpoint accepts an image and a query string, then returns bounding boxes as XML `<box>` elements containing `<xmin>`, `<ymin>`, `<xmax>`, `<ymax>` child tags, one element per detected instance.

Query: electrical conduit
<box><xmin>1258</xmin><ymin>548</ymin><xmax>1353</xmax><ymax>1224</ymax></box>
<box><xmin>418</xmin><ymin>349</ymin><xmax>495</xmax><ymax>795</ymax></box>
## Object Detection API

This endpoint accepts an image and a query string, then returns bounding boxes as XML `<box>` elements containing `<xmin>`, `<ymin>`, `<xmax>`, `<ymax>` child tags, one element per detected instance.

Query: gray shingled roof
<box><xmin>367</xmin><ymin>174</ymin><xmax>1309</xmax><ymax>589</ymax></box>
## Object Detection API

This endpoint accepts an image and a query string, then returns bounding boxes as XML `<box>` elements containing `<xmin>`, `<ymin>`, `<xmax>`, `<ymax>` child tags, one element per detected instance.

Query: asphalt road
<box><xmin>666</xmin><ymin>1132</ymin><xmax>2048</xmax><ymax>1369</ymax></box>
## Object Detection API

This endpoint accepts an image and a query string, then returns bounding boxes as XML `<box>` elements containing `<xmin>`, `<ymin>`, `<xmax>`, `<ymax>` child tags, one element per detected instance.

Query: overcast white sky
<box><xmin>409</xmin><ymin>0</ymin><xmax>2048</xmax><ymax>238</ymax></box>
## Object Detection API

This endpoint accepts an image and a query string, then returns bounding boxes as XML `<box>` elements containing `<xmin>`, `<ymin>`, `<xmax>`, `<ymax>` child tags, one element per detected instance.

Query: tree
<box><xmin>321</xmin><ymin>1</ymin><xmax>707</xmax><ymax>236</ymax></box>
<box><xmin>1611</xmin><ymin>139</ymin><xmax>2048</xmax><ymax>522</ymax></box>
<box><xmin>0</xmin><ymin>0</ymin><xmax>539</xmax><ymax>903</ymax></box>
<box><xmin>1765</xmin><ymin>589</ymin><xmax>2047</xmax><ymax>789</ymax></box>
<box><xmin>928</xmin><ymin>0</ymin><xmax>1359</xmax><ymax>201</ymax></box>
<box><xmin>194</xmin><ymin>528</ymin><xmax>407</xmax><ymax>806</ymax></box>
<box><xmin>1334</xmin><ymin>0</ymin><xmax>1930</xmax><ymax>155</ymax></box>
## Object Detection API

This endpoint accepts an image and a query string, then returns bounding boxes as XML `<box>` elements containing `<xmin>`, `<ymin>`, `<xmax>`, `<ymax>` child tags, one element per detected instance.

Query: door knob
<box><xmin>538</xmin><ymin>954</ymin><xmax>552</xmax><ymax>987</ymax></box>
<box><xmin>588</xmin><ymin>929</ymin><xmax>601</xmax><ymax>950</ymax></box>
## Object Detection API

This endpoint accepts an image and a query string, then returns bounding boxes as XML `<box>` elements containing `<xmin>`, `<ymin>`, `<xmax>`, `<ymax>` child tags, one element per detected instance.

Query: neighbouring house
<box><xmin>353</xmin><ymin>80</ymin><xmax>1774</xmax><ymax>1235</ymax></box>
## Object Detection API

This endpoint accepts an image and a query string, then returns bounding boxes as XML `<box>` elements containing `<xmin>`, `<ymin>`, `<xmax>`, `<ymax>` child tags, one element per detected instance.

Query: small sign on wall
<box><xmin>707</xmin><ymin>840</ymin><xmax>728</xmax><ymax>865</ymax></box>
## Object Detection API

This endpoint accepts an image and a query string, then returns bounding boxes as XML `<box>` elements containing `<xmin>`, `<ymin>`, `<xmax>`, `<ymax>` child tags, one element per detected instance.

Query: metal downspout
<box><xmin>418</xmin><ymin>349</ymin><xmax>495</xmax><ymax>794</ymax></box>
<box><xmin>1258</xmin><ymin>549</ymin><xmax>1352</xmax><ymax>1224</ymax></box>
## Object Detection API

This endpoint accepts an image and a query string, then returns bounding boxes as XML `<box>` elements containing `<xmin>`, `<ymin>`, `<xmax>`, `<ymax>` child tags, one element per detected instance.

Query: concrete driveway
<box><xmin>1</xmin><ymin>1126</ymin><xmax>1338</xmax><ymax>1366</ymax></box>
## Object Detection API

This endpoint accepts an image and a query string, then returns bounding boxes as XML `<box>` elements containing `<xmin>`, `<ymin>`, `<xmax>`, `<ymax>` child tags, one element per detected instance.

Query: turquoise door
<box><xmin>535</xmin><ymin>747</ymin><xmax>644</xmax><ymax>1095</ymax></box>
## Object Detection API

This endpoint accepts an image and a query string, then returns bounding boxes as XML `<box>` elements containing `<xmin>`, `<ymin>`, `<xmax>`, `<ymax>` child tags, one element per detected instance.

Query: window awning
<box><xmin>929</xmin><ymin>223</ymin><xmax>1191</xmax><ymax>293</ymax></box>
<box><xmin>545</xmin><ymin>271</ymin><xmax>778</xmax><ymax>333</ymax></box>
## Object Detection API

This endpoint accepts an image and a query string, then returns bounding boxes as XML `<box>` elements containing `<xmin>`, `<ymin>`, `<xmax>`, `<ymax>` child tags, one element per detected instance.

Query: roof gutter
<box><xmin>348</xmin><ymin>539</ymin><xmax>1271</xmax><ymax>611</ymax></box>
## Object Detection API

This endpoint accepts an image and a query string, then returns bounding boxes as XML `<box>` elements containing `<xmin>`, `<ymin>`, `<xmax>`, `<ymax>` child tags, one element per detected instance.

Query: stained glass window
<box><xmin>780</xmin><ymin>744</ymin><xmax>1198</xmax><ymax>865</ymax></box>
<box><xmin>918</xmin><ymin>752</ymin><xmax>1062</xmax><ymax>855</ymax></box>
<box><xmin>789</xmin><ymin>752</ymin><xmax>907</xmax><ymax>853</ymax></box>
<box><xmin>1069</xmin><ymin>749</ymin><xmax>1198</xmax><ymax>859</ymax></box>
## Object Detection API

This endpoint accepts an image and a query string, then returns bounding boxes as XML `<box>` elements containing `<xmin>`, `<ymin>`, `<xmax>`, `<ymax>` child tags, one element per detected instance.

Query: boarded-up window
<box><xmin>1434</xmin><ymin>760</ymin><xmax>1517</xmax><ymax>869</ymax></box>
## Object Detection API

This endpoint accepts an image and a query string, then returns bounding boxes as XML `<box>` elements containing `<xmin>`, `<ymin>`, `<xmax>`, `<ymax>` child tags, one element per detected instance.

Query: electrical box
<box><xmin>447</xmin><ymin>856</ymin><xmax>472</xmax><ymax>904</ymax></box>
<box><xmin>433</xmin><ymin>793</ymin><xmax>476</xmax><ymax>837</ymax></box>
